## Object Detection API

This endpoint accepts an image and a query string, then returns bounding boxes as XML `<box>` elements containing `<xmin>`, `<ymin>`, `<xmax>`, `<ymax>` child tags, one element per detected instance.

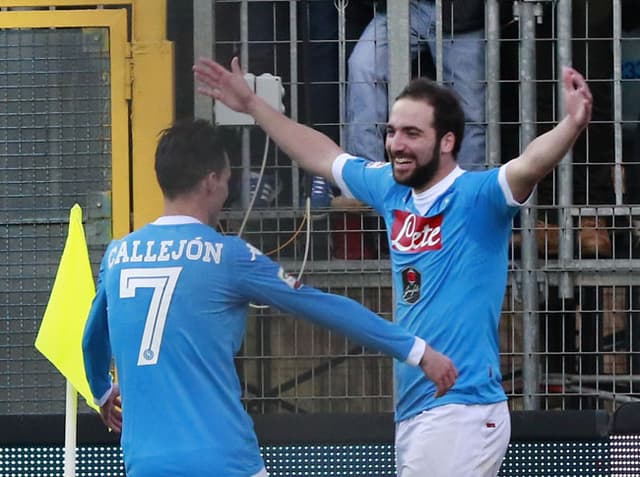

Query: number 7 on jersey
<box><xmin>120</xmin><ymin>267</ymin><xmax>183</xmax><ymax>366</ymax></box>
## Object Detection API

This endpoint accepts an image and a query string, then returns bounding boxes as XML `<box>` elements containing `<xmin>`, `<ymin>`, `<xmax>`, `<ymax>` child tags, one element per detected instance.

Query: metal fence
<box><xmin>0</xmin><ymin>25</ymin><xmax>112</xmax><ymax>415</ymax></box>
<box><xmin>1</xmin><ymin>0</ymin><xmax>640</xmax><ymax>420</ymax></box>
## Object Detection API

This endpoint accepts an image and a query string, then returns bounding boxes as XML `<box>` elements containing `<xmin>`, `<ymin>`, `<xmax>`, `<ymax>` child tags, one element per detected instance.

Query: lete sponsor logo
<box><xmin>391</xmin><ymin>210</ymin><xmax>443</xmax><ymax>252</ymax></box>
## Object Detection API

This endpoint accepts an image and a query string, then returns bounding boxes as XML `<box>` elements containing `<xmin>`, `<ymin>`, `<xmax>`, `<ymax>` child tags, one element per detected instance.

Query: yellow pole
<box><xmin>130</xmin><ymin>0</ymin><xmax>174</xmax><ymax>229</ymax></box>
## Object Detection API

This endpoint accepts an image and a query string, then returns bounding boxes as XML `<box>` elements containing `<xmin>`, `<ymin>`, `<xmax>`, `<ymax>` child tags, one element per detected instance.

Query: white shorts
<box><xmin>396</xmin><ymin>401</ymin><xmax>510</xmax><ymax>477</ymax></box>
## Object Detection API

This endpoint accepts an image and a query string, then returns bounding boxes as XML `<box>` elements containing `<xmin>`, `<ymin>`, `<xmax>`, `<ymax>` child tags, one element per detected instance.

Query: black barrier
<box><xmin>1</xmin><ymin>410</ymin><xmax>638</xmax><ymax>476</ymax></box>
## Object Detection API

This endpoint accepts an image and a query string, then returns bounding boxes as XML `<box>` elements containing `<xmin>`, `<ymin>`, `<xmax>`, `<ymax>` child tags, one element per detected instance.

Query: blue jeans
<box><xmin>345</xmin><ymin>0</ymin><xmax>486</xmax><ymax>170</ymax></box>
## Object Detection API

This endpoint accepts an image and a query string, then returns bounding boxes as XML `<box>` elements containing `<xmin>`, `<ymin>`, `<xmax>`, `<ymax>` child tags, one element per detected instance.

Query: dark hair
<box><xmin>395</xmin><ymin>78</ymin><xmax>465</xmax><ymax>158</ymax></box>
<box><xmin>155</xmin><ymin>119</ymin><xmax>228</xmax><ymax>199</ymax></box>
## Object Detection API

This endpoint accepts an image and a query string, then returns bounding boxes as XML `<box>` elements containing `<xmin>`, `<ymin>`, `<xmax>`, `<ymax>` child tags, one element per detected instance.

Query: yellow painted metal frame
<box><xmin>129</xmin><ymin>0</ymin><xmax>173</xmax><ymax>230</ymax></box>
<box><xmin>0</xmin><ymin>0</ymin><xmax>174</xmax><ymax>233</ymax></box>
<box><xmin>0</xmin><ymin>0</ymin><xmax>132</xmax><ymax>6</ymax></box>
<box><xmin>0</xmin><ymin>8</ymin><xmax>130</xmax><ymax>238</ymax></box>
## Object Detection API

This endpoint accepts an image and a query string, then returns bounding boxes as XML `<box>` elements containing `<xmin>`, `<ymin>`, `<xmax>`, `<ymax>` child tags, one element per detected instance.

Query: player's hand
<box><xmin>419</xmin><ymin>345</ymin><xmax>458</xmax><ymax>398</ymax></box>
<box><xmin>563</xmin><ymin>66</ymin><xmax>592</xmax><ymax>131</ymax></box>
<box><xmin>193</xmin><ymin>56</ymin><xmax>254</xmax><ymax>114</ymax></box>
<box><xmin>99</xmin><ymin>383</ymin><xmax>122</xmax><ymax>433</ymax></box>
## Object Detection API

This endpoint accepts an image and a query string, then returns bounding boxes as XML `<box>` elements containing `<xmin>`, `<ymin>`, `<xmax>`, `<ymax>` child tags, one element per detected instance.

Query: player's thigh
<box><xmin>395</xmin><ymin>402</ymin><xmax>510</xmax><ymax>477</ymax></box>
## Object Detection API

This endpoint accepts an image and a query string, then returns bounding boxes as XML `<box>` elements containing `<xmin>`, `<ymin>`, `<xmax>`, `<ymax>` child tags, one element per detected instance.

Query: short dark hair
<box><xmin>155</xmin><ymin>119</ymin><xmax>228</xmax><ymax>199</ymax></box>
<box><xmin>395</xmin><ymin>78</ymin><xmax>465</xmax><ymax>158</ymax></box>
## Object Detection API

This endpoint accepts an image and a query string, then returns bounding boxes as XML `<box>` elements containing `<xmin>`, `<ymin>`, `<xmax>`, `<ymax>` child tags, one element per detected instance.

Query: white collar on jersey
<box><xmin>412</xmin><ymin>166</ymin><xmax>466</xmax><ymax>216</ymax></box>
<box><xmin>152</xmin><ymin>215</ymin><xmax>203</xmax><ymax>225</ymax></box>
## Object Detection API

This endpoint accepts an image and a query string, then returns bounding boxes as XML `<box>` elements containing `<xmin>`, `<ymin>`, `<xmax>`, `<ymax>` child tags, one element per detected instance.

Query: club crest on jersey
<box><xmin>391</xmin><ymin>210</ymin><xmax>443</xmax><ymax>253</ymax></box>
<box><xmin>401</xmin><ymin>267</ymin><xmax>421</xmax><ymax>304</ymax></box>
<box><xmin>278</xmin><ymin>267</ymin><xmax>302</xmax><ymax>289</ymax></box>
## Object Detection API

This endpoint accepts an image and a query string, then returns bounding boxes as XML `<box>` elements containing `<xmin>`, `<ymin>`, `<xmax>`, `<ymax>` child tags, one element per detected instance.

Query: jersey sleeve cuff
<box><xmin>331</xmin><ymin>153</ymin><xmax>356</xmax><ymax>198</ymax></box>
<box><xmin>499</xmin><ymin>164</ymin><xmax>533</xmax><ymax>207</ymax></box>
<box><xmin>405</xmin><ymin>337</ymin><xmax>426</xmax><ymax>367</ymax></box>
<box><xmin>94</xmin><ymin>382</ymin><xmax>114</xmax><ymax>407</ymax></box>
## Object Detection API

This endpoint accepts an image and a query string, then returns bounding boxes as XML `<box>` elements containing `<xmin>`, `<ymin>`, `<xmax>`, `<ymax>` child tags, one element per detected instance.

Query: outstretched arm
<box><xmin>234</xmin><ymin>240</ymin><xmax>458</xmax><ymax>398</ymax></box>
<box><xmin>194</xmin><ymin>57</ymin><xmax>342</xmax><ymax>181</ymax></box>
<box><xmin>505</xmin><ymin>67</ymin><xmax>593</xmax><ymax>202</ymax></box>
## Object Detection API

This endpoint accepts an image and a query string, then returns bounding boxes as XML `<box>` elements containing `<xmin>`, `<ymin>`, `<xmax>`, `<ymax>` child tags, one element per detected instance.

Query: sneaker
<box><xmin>310</xmin><ymin>175</ymin><xmax>332</xmax><ymax>208</ymax></box>
<box><xmin>249</xmin><ymin>171</ymin><xmax>281</xmax><ymax>207</ymax></box>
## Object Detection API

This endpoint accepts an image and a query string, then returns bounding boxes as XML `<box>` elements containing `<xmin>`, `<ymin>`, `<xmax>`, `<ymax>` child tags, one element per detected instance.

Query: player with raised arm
<box><xmin>194</xmin><ymin>57</ymin><xmax>593</xmax><ymax>476</ymax></box>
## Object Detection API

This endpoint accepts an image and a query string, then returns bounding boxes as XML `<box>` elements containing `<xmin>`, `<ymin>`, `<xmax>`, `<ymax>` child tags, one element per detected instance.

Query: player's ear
<box><xmin>202</xmin><ymin>170</ymin><xmax>218</xmax><ymax>194</ymax></box>
<box><xmin>440</xmin><ymin>131</ymin><xmax>455</xmax><ymax>154</ymax></box>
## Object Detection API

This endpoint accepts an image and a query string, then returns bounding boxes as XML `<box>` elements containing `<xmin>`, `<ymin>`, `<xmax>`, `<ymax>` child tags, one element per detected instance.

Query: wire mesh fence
<box><xmin>1</xmin><ymin>0</ymin><xmax>640</xmax><ymax>419</ymax></box>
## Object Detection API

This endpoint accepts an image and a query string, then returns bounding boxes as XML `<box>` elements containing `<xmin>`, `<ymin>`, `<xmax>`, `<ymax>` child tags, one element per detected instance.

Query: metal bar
<box><xmin>486</xmin><ymin>0</ymin><xmax>501</xmax><ymax>167</ymax></box>
<box><xmin>435</xmin><ymin>0</ymin><xmax>443</xmax><ymax>83</ymax></box>
<box><xmin>240</xmin><ymin>0</ymin><xmax>250</xmax><ymax>209</ymax></box>
<box><xmin>387</xmin><ymin>0</ymin><xmax>410</xmax><ymax>109</ymax></box>
<box><xmin>337</xmin><ymin>0</ymin><xmax>346</xmax><ymax>147</ymax></box>
<box><xmin>556</xmin><ymin>0</ymin><xmax>575</xmax><ymax>299</ymax></box>
<box><xmin>566</xmin><ymin>385</ymin><xmax>640</xmax><ymax>403</ymax></box>
<box><xmin>518</xmin><ymin>0</ymin><xmax>540</xmax><ymax>411</ymax></box>
<box><xmin>289</xmin><ymin>0</ymin><xmax>300</xmax><ymax>208</ymax></box>
<box><xmin>612</xmin><ymin>0</ymin><xmax>624</xmax><ymax>206</ymax></box>
<box><xmin>566</xmin><ymin>374</ymin><xmax>640</xmax><ymax>383</ymax></box>
<box><xmin>193</xmin><ymin>0</ymin><xmax>214</xmax><ymax>120</ymax></box>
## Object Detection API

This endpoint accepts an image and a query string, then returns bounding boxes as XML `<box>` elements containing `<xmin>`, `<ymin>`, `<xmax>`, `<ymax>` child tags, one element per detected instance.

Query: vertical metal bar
<box><xmin>386</xmin><ymin>0</ymin><xmax>410</xmax><ymax>411</ymax></box>
<box><xmin>289</xmin><ymin>0</ymin><xmax>300</xmax><ymax>208</ymax></box>
<box><xmin>337</xmin><ymin>0</ymin><xmax>347</xmax><ymax>147</ymax></box>
<box><xmin>557</xmin><ymin>0</ymin><xmax>575</xmax><ymax>299</ymax></box>
<box><xmin>240</xmin><ymin>0</ymin><xmax>250</xmax><ymax>209</ymax></box>
<box><xmin>486</xmin><ymin>0</ymin><xmax>501</xmax><ymax>167</ymax></box>
<box><xmin>387</xmin><ymin>0</ymin><xmax>410</xmax><ymax>108</ymax></box>
<box><xmin>289</xmin><ymin>0</ymin><xmax>300</xmax><ymax>209</ymax></box>
<box><xmin>435</xmin><ymin>0</ymin><xmax>443</xmax><ymax>83</ymax></box>
<box><xmin>518</xmin><ymin>0</ymin><xmax>540</xmax><ymax>411</ymax></box>
<box><xmin>288</xmin><ymin>1</ymin><xmax>298</xmax><ymax>124</ymax></box>
<box><xmin>613</xmin><ymin>0</ymin><xmax>624</xmax><ymax>206</ymax></box>
<box><xmin>193</xmin><ymin>0</ymin><xmax>214</xmax><ymax>120</ymax></box>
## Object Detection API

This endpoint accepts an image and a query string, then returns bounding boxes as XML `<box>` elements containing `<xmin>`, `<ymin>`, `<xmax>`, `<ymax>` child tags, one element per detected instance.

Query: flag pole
<box><xmin>34</xmin><ymin>204</ymin><xmax>99</xmax><ymax>476</ymax></box>
<box><xmin>64</xmin><ymin>380</ymin><xmax>78</xmax><ymax>477</ymax></box>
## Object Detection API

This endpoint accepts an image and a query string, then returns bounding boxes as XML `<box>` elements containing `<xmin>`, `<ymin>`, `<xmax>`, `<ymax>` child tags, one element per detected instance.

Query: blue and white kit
<box><xmin>82</xmin><ymin>216</ymin><xmax>425</xmax><ymax>477</ymax></box>
<box><xmin>332</xmin><ymin>154</ymin><xmax>522</xmax><ymax>422</ymax></box>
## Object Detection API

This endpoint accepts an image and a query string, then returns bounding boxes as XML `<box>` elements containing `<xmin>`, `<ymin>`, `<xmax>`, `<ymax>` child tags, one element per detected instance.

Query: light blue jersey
<box><xmin>333</xmin><ymin>155</ymin><xmax>522</xmax><ymax>422</ymax></box>
<box><xmin>83</xmin><ymin>216</ymin><xmax>424</xmax><ymax>477</ymax></box>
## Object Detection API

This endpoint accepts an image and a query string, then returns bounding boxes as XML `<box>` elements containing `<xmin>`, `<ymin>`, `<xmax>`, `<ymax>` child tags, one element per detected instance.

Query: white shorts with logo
<box><xmin>396</xmin><ymin>401</ymin><xmax>510</xmax><ymax>477</ymax></box>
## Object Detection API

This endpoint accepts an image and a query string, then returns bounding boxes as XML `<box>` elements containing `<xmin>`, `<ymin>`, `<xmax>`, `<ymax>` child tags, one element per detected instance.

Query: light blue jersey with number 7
<box><xmin>83</xmin><ymin>216</ymin><xmax>424</xmax><ymax>477</ymax></box>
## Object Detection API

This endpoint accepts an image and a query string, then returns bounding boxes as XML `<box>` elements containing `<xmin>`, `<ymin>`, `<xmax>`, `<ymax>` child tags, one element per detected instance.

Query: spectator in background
<box><xmin>299</xmin><ymin>0</ymin><xmax>375</xmax><ymax>207</ymax></box>
<box><xmin>345</xmin><ymin>0</ymin><xmax>487</xmax><ymax>171</ymax></box>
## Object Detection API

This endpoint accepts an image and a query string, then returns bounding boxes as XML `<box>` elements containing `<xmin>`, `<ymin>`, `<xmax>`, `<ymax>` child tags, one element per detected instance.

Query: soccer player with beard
<box><xmin>194</xmin><ymin>57</ymin><xmax>593</xmax><ymax>477</ymax></box>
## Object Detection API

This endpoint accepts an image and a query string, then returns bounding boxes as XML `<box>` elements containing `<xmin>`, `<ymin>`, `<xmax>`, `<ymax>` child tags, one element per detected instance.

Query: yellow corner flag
<box><xmin>35</xmin><ymin>204</ymin><xmax>99</xmax><ymax>411</ymax></box>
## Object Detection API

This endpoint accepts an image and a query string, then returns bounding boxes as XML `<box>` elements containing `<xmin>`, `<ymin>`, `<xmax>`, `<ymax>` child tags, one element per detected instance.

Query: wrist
<box><xmin>407</xmin><ymin>337</ymin><xmax>427</xmax><ymax>367</ymax></box>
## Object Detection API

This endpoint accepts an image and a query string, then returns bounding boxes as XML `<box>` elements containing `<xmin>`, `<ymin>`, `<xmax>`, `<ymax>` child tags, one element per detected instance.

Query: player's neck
<box><xmin>413</xmin><ymin>160</ymin><xmax>457</xmax><ymax>194</ymax></box>
<box><xmin>163</xmin><ymin>197</ymin><xmax>210</xmax><ymax>225</ymax></box>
